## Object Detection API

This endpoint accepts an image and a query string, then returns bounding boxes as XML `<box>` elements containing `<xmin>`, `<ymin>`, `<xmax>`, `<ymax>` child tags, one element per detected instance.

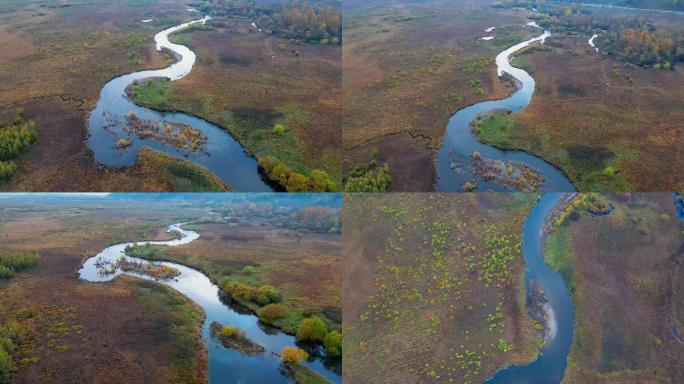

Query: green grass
<box><xmin>476</xmin><ymin>114</ymin><xmax>516</xmax><ymax>149</ymax></box>
<box><xmin>131</xmin><ymin>81</ymin><xmax>328</xmax><ymax>189</ymax></box>
<box><xmin>544</xmin><ymin>225</ymin><xmax>575</xmax><ymax>293</ymax></box>
<box><xmin>133</xmin><ymin>279</ymin><xmax>204</xmax><ymax>384</ymax></box>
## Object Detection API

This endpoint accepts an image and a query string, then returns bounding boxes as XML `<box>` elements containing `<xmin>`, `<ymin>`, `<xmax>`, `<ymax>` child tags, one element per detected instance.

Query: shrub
<box><xmin>286</xmin><ymin>172</ymin><xmax>309</xmax><ymax>192</ymax></box>
<box><xmin>296</xmin><ymin>316</ymin><xmax>328</xmax><ymax>343</ymax></box>
<box><xmin>603</xmin><ymin>167</ymin><xmax>615</xmax><ymax>177</ymax></box>
<box><xmin>0</xmin><ymin>161</ymin><xmax>16</xmax><ymax>181</ymax></box>
<box><xmin>0</xmin><ymin>120</ymin><xmax>37</xmax><ymax>161</ymax></box>
<box><xmin>0</xmin><ymin>347</ymin><xmax>9</xmax><ymax>384</ymax></box>
<box><xmin>310</xmin><ymin>169</ymin><xmax>338</xmax><ymax>192</ymax></box>
<box><xmin>242</xmin><ymin>266</ymin><xmax>255</xmax><ymax>275</ymax></box>
<box><xmin>0</xmin><ymin>266</ymin><xmax>14</xmax><ymax>280</ymax></box>
<box><xmin>258</xmin><ymin>304</ymin><xmax>289</xmax><ymax>323</ymax></box>
<box><xmin>222</xmin><ymin>282</ymin><xmax>281</xmax><ymax>306</ymax></box>
<box><xmin>323</xmin><ymin>331</ymin><xmax>342</xmax><ymax>357</ymax></box>
<box><xmin>222</xmin><ymin>325</ymin><xmax>245</xmax><ymax>339</ymax></box>
<box><xmin>272</xmin><ymin>123</ymin><xmax>285</xmax><ymax>134</ymax></box>
<box><xmin>0</xmin><ymin>252</ymin><xmax>40</xmax><ymax>280</ymax></box>
<box><xmin>281</xmin><ymin>346</ymin><xmax>308</xmax><ymax>365</ymax></box>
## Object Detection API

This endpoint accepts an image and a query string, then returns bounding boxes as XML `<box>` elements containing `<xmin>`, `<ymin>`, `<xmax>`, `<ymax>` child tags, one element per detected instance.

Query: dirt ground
<box><xmin>342</xmin><ymin>193</ymin><xmax>541</xmax><ymax>383</ymax></box>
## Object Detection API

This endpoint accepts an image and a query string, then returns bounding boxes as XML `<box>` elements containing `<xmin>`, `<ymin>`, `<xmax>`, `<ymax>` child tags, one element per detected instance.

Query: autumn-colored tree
<box><xmin>258</xmin><ymin>304</ymin><xmax>289</xmax><ymax>323</ymax></box>
<box><xmin>281</xmin><ymin>346</ymin><xmax>308</xmax><ymax>365</ymax></box>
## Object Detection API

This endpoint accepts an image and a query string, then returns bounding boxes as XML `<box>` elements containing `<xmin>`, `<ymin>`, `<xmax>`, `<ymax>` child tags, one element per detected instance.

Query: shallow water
<box><xmin>486</xmin><ymin>194</ymin><xmax>575</xmax><ymax>383</ymax></box>
<box><xmin>78</xmin><ymin>223</ymin><xmax>340</xmax><ymax>384</ymax></box>
<box><xmin>436</xmin><ymin>26</ymin><xmax>576</xmax><ymax>192</ymax></box>
<box><xmin>86</xmin><ymin>13</ymin><xmax>273</xmax><ymax>192</ymax></box>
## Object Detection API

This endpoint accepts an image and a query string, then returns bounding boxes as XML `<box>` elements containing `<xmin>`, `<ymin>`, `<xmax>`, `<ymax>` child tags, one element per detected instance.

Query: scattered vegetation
<box><xmin>344</xmin><ymin>151</ymin><xmax>392</xmax><ymax>192</ymax></box>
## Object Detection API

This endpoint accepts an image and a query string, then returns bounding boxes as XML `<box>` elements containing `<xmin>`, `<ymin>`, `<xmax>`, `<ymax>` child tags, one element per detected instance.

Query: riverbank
<box><xmin>542</xmin><ymin>194</ymin><xmax>684</xmax><ymax>383</ymax></box>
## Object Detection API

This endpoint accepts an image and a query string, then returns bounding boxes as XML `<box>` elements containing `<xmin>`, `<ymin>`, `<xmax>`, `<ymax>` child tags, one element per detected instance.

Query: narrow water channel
<box><xmin>436</xmin><ymin>25</ymin><xmax>576</xmax><ymax>192</ymax></box>
<box><xmin>486</xmin><ymin>193</ymin><xmax>574</xmax><ymax>383</ymax></box>
<box><xmin>78</xmin><ymin>223</ymin><xmax>340</xmax><ymax>384</ymax></box>
<box><xmin>86</xmin><ymin>11</ymin><xmax>273</xmax><ymax>192</ymax></box>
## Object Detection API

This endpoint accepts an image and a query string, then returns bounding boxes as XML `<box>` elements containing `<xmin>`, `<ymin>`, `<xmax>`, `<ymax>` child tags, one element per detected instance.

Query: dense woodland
<box><xmin>191</xmin><ymin>0</ymin><xmax>342</xmax><ymax>44</ymax></box>
<box><xmin>496</xmin><ymin>0</ymin><xmax>684</xmax><ymax>69</ymax></box>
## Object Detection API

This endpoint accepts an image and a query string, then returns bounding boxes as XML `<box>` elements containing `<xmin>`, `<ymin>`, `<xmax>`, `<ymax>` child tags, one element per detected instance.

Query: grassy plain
<box><xmin>131</xmin><ymin>17</ymin><xmax>342</xmax><ymax>188</ymax></box>
<box><xmin>545</xmin><ymin>193</ymin><xmax>684</xmax><ymax>383</ymax></box>
<box><xmin>343</xmin><ymin>0</ymin><xmax>535</xmax><ymax>191</ymax></box>
<box><xmin>489</xmin><ymin>31</ymin><xmax>684</xmax><ymax>191</ymax></box>
<box><xmin>343</xmin><ymin>193</ymin><xmax>542</xmax><ymax>383</ymax></box>
<box><xmin>0</xmin><ymin>0</ymin><xmax>235</xmax><ymax>191</ymax></box>
<box><xmin>128</xmin><ymin>218</ymin><xmax>342</xmax><ymax>334</ymax></box>
<box><xmin>0</xmin><ymin>198</ymin><xmax>207</xmax><ymax>383</ymax></box>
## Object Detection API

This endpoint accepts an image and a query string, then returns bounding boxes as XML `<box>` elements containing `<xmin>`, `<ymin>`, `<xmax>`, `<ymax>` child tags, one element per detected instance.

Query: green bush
<box><xmin>296</xmin><ymin>316</ymin><xmax>328</xmax><ymax>343</ymax></box>
<box><xmin>0</xmin><ymin>347</ymin><xmax>10</xmax><ymax>384</ymax></box>
<box><xmin>272</xmin><ymin>123</ymin><xmax>285</xmax><ymax>134</ymax></box>
<box><xmin>0</xmin><ymin>161</ymin><xmax>15</xmax><ymax>181</ymax></box>
<box><xmin>323</xmin><ymin>331</ymin><xmax>342</xmax><ymax>357</ymax></box>
<box><xmin>242</xmin><ymin>266</ymin><xmax>255</xmax><ymax>275</ymax></box>
<box><xmin>0</xmin><ymin>120</ymin><xmax>37</xmax><ymax>161</ymax></box>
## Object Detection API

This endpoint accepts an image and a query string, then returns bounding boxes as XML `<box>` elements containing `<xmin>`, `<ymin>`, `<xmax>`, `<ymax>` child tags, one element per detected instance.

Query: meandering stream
<box><xmin>86</xmin><ymin>11</ymin><xmax>273</xmax><ymax>192</ymax></box>
<box><xmin>485</xmin><ymin>193</ymin><xmax>575</xmax><ymax>383</ymax></box>
<box><xmin>436</xmin><ymin>25</ymin><xmax>576</xmax><ymax>192</ymax></box>
<box><xmin>78</xmin><ymin>223</ymin><xmax>340</xmax><ymax>384</ymax></box>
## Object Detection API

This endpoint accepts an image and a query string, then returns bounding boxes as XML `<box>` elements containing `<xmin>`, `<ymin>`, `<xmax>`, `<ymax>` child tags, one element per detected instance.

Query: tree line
<box><xmin>191</xmin><ymin>0</ymin><xmax>342</xmax><ymax>44</ymax></box>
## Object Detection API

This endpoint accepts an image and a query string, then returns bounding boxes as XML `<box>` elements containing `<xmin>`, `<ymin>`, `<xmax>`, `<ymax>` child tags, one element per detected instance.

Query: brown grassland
<box><xmin>343</xmin><ymin>193</ymin><xmax>542</xmax><ymax>383</ymax></box>
<box><xmin>0</xmin><ymin>199</ymin><xmax>207</xmax><ymax>383</ymax></box>
<box><xmin>545</xmin><ymin>193</ymin><xmax>684</xmax><ymax>383</ymax></box>
<box><xmin>131</xmin><ymin>17</ymin><xmax>342</xmax><ymax>185</ymax></box>
<box><xmin>140</xmin><ymin>218</ymin><xmax>342</xmax><ymax>332</ymax></box>
<box><xmin>0</xmin><ymin>0</ymin><xmax>232</xmax><ymax>191</ymax></box>
<box><xmin>343</xmin><ymin>0</ymin><xmax>534</xmax><ymax>191</ymax></box>
<box><xmin>502</xmin><ymin>31</ymin><xmax>684</xmax><ymax>191</ymax></box>
<box><xmin>344</xmin><ymin>0</ymin><xmax>684</xmax><ymax>192</ymax></box>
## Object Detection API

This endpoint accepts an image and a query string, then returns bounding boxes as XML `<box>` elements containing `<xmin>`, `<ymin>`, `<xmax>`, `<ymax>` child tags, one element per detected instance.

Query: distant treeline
<box><xmin>220</xmin><ymin>203</ymin><xmax>341</xmax><ymax>233</ymax></box>
<box><xmin>191</xmin><ymin>0</ymin><xmax>342</xmax><ymax>44</ymax></box>
<box><xmin>494</xmin><ymin>0</ymin><xmax>684</xmax><ymax>69</ymax></box>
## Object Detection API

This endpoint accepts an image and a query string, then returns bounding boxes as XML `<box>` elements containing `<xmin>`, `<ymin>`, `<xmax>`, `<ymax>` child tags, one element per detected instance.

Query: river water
<box><xmin>436</xmin><ymin>25</ymin><xmax>576</xmax><ymax>192</ymax></box>
<box><xmin>78</xmin><ymin>223</ymin><xmax>340</xmax><ymax>384</ymax></box>
<box><xmin>486</xmin><ymin>193</ymin><xmax>575</xmax><ymax>383</ymax></box>
<box><xmin>86</xmin><ymin>12</ymin><xmax>273</xmax><ymax>192</ymax></box>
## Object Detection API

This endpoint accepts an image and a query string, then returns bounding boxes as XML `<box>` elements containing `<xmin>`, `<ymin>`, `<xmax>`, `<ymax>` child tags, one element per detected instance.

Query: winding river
<box><xmin>486</xmin><ymin>193</ymin><xmax>575</xmax><ymax>383</ymax></box>
<box><xmin>436</xmin><ymin>24</ymin><xmax>576</xmax><ymax>192</ymax></box>
<box><xmin>487</xmin><ymin>193</ymin><xmax>684</xmax><ymax>383</ymax></box>
<box><xmin>78</xmin><ymin>223</ymin><xmax>340</xmax><ymax>384</ymax></box>
<box><xmin>87</xmin><ymin>11</ymin><xmax>273</xmax><ymax>192</ymax></box>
